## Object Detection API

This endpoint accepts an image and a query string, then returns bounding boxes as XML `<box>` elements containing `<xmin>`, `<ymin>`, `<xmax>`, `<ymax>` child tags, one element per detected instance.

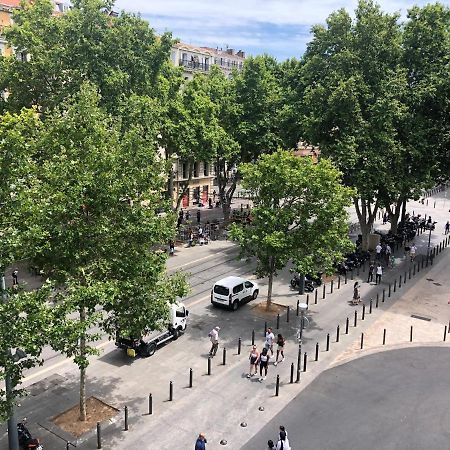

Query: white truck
<box><xmin>115</xmin><ymin>301</ymin><xmax>189</xmax><ymax>358</ymax></box>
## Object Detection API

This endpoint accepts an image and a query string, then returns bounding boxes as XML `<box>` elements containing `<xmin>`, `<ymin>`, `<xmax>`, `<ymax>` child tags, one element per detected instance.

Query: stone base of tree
<box><xmin>52</xmin><ymin>397</ymin><xmax>118</xmax><ymax>437</ymax></box>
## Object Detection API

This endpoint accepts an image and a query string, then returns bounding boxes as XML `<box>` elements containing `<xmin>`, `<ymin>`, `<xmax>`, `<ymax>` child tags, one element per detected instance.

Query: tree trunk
<box><xmin>388</xmin><ymin>196</ymin><xmax>403</xmax><ymax>234</ymax></box>
<box><xmin>166</xmin><ymin>148</ymin><xmax>174</xmax><ymax>205</ymax></box>
<box><xmin>79</xmin><ymin>306</ymin><xmax>87</xmax><ymax>422</ymax></box>
<box><xmin>400</xmin><ymin>197</ymin><xmax>407</xmax><ymax>223</ymax></box>
<box><xmin>216</xmin><ymin>158</ymin><xmax>236</xmax><ymax>221</ymax></box>
<box><xmin>354</xmin><ymin>197</ymin><xmax>379</xmax><ymax>251</ymax></box>
<box><xmin>175</xmin><ymin>161</ymin><xmax>192</xmax><ymax>210</ymax></box>
<box><xmin>266</xmin><ymin>256</ymin><xmax>275</xmax><ymax>306</ymax></box>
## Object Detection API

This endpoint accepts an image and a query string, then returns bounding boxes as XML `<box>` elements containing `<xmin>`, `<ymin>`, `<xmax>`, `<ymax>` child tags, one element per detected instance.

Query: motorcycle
<box><xmin>290</xmin><ymin>273</ymin><xmax>320</xmax><ymax>292</ymax></box>
<box><xmin>17</xmin><ymin>419</ymin><xmax>43</xmax><ymax>450</ymax></box>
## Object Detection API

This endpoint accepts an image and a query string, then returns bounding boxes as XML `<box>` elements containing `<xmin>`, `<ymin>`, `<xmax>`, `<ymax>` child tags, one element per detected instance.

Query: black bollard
<box><xmin>296</xmin><ymin>299</ymin><xmax>300</xmax><ymax>316</ymax></box>
<box><xmin>345</xmin><ymin>272</ymin><xmax>348</xmax><ymax>284</ymax></box>
<box><xmin>315</xmin><ymin>289</ymin><xmax>318</xmax><ymax>304</ymax></box>
<box><xmin>315</xmin><ymin>342</ymin><xmax>319</xmax><ymax>361</ymax></box>
<box><xmin>360</xmin><ymin>333</ymin><xmax>364</xmax><ymax>350</ymax></box>
<box><xmin>149</xmin><ymin>393</ymin><xmax>153</xmax><ymax>414</ymax></box>
<box><xmin>223</xmin><ymin>347</ymin><xmax>227</xmax><ymax>365</ymax></box>
<box><xmin>413</xmin><ymin>264</ymin><xmax>416</xmax><ymax>276</ymax></box>
<box><xmin>336</xmin><ymin>325</ymin><xmax>340</xmax><ymax>343</ymax></box>
<box><xmin>399</xmin><ymin>275</ymin><xmax>402</xmax><ymax>289</ymax></box>
<box><xmin>383</xmin><ymin>289</ymin><xmax>386</xmax><ymax>302</ymax></box>
<box><xmin>376</xmin><ymin>294</ymin><xmax>379</xmax><ymax>308</ymax></box>
<box><xmin>404</xmin><ymin>272</ymin><xmax>407</xmax><ymax>284</ymax></box>
<box><xmin>410</xmin><ymin>326</ymin><xmax>413</xmax><ymax>342</ymax></box>
<box><xmin>362</xmin><ymin>303</ymin><xmax>366</xmax><ymax>320</ymax></box>
<box><xmin>252</xmin><ymin>329</ymin><xmax>255</xmax><ymax>346</ymax></box>
<box><xmin>286</xmin><ymin>306</ymin><xmax>290</xmax><ymax>323</ymax></box>
<box><xmin>290</xmin><ymin>362</ymin><xmax>294</xmax><ymax>383</ymax></box>
<box><xmin>207</xmin><ymin>358</ymin><xmax>211</xmax><ymax>376</ymax></box>
<box><xmin>338</xmin><ymin>275</ymin><xmax>341</xmax><ymax>289</ymax></box>
<box><xmin>326</xmin><ymin>333</ymin><xmax>330</xmax><ymax>351</ymax></box>
<box><xmin>388</xmin><ymin>284</ymin><xmax>391</xmax><ymax>297</ymax></box>
<box><xmin>444</xmin><ymin>326</ymin><xmax>447</xmax><ymax>342</ymax></box>
<box><xmin>306</xmin><ymin>294</ymin><xmax>309</xmax><ymax>306</ymax></box>
<box><xmin>124</xmin><ymin>406</ymin><xmax>129</xmax><ymax>431</ymax></box>
<box><xmin>323</xmin><ymin>284</ymin><xmax>326</xmax><ymax>299</ymax></box>
<box><xmin>264</xmin><ymin>321</ymin><xmax>267</xmax><ymax>334</ymax></box>
<box><xmin>383</xmin><ymin>329</ymin><xmax>386</xmax><ymax>345</ymax></box>
<box><xmin>345</xmin><ymin>317</ymin><xmax>349</xmax><ymax>334</ymax></box>
<box><xmin>275</xmin><ymin>375</ymin><xmax>280</xmax><ymax>396</ymax></box>
<box><xmin>303</xmin><ymin>352</ymin><xmax>308</xmax><ymax>372</ymax></box>
<box><xmin>394</xmin><ymin>279</ymin><xmax>397</xmax><ymax>293</ymax></box>
<box><xmin>409</xmin><ymin>268</ymin><xmax>411</xmax><ymax>279</ymax></box>
<box><xmin>238</xmin><ymin>337</ymin><xmax>242</xmax><ymax>355</ymax></box>
<box><xmin>331</xmin><ymin>280</ymin><xmax>334</xmax><ymax>294</ymax></box>
<box><xmin>97</xmin><ymin>422</ymin><xmax>102</xmax><ymax>449</ymax></box>
<box><xmin>354</xmin><ymin>310</ymin><xmax>358</xmax><ymax>327</ymax></box>
<box><xmin>421</xmin><ymin>258</ymin><xmax>424</xmax><ymax>269</ymax></box>
<box><xmin>276</xmin><ymin>313</ymin><xmax>280</xmax><ymax>329</ymax></box>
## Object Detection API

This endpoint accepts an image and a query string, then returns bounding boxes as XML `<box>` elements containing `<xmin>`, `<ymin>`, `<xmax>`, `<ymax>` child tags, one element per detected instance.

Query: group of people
<box><xmin>366</xmin><ymin>261</ymin><xmax>384</xmax><ymax>285</ymax></box>
<box><xmin>246</xmin><ymin>328</ymin><xmax>286</xmax><ymax>382</ymax></box>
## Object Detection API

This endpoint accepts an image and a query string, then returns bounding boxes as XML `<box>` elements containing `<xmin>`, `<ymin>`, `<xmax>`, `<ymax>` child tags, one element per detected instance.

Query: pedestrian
<box><xmin>12</xmin><ymin>269</ymin><xmax>18</xmax><ymax>286</ymax></box>
<box><xmin>186</xmin><ymin>210</ymin><xmax>191</xmax><ymax>221</ymax></box>
<box><xmin>188</xmin><ymin>229</ymin><xmax>194</xmax><ymax>247</ymax></box>
<box><xmin>279</xmin><ymin>425</ymin><xmax>288</xmax><ymax>438</ymax></box>
<box><xmin>246</xmin><ymin>345</ymin><xmax>259</xmax><ymax>378</ymax></box>
<box><xmin>208</xmin><ymin>326</ymin><xmax>220</xmax><ymax>357</ymax></box>
<box><xmin>383</xmin><ymin>212</ymin><xmax>388</xmax><ymax>224</ymax></box>
<box><xmin>267</xmin><ymin>439</ymin><xmax>275</xmax><ymax>450</ymax></box>
<box><xmin>376</xmin><ymin>264</ymin><xmax>383</xmax><ymax>284</ymax></box>
<box><xmin>169</xmin><ymin>240</ymin><xmax>175</xmax><ymax>256</ymax></box>
<box><xmin>197</xmin><ymin>209</ymin><xmax>201</xmax><ymax>224</ymax></box>
<box><xmin>410</xmin><ymin>243</ymin><xmax>417</xmax><ymax>261</ymax></box>
<box><xmin>375</xmin><ymin>243</ymin><xmax>382</xmax><ymax>260</ymax></box>
<box><xmin>208</xmin><ymin>197</ymin><xmax>213</xmax><ymax>209</ymax></box>
<box><xmin>385</xmin><ymin>244</ymin><xmax>392</xmax><ymax>266</ymax></box>
<box><xmin>367</xmin><ymin>262</ymin><xmax>374</xmax><ymax>283</ymax></box>
<box><xmin>445</xmin><ymin>221</ymin><xmax>449</xmax><ymax>235</ymax></box>
<box><xmin>258</xmin><ymin>347</ymin><xmax>270</xmax><ymax>382</ymax></box>
<box><xmin>352</xmin><ymin>281</ymin><xmax>361</xmax><ymax>305</ymax></box>
<box><xmin>195</xmin><ymin>433</ymin><xmax>207</xmax><ymax>450</ymax></box>
<box><xmin>273</xmin><ymin>334</ymin><xmax>285</xmax><ymax>366</ymax></box>
<box><xmin>179</xmin><ymin>208</ymin><xmax>184</xmax><ymax>222</ymax></box>
<box><xmin>276</xmin><ymin>431</ymin><xmax>291</xmax><ymax>450</ymax></box>
<box><xmin>264</xmin><ymin>327</ymin><xmax>275</xmax><ymax>356</ymax></box>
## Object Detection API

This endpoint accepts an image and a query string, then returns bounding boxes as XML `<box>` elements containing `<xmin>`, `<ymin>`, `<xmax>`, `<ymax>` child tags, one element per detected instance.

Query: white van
<box><xmin>211</xmin><ymin>276</ymin><xmax>259</xmax><ymax>310</ymax></box>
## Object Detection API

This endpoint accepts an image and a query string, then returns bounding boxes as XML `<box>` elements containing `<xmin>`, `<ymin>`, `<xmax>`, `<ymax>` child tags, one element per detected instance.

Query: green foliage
<box><xmin>230</xmin><ymin>151</ymin><xmax>353</xmax><ymax>303</ymax></box>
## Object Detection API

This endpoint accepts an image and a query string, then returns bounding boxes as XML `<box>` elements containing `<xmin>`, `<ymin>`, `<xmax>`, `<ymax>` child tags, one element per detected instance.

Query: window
<box><xmin>194</xmin><ymin>162</ymin><xmax>199</xmax><ymax>178</ymax></box>
<box><xmin>182</xmin><ymin>52</ymin><xmax>188</xmax><ymax>62</ymax></box>
<box><xmin>233</xmin><ymin>284</ymin><xmax>244</xmax><ymax>294</ymax></box>
<box><xmin>244</xmin><ymin>281</ymin><xmax>253</xmax><ymax>289</ymax></box>
<box><xmin>203</xmin><ymin>162</ymin><xmax>209</xmax><ymax>176</ymax></box>
<box><xmin>176</xmin><ymin>306</ymin><xmax>186</xmax><ymax>317</ymax></box>
<box><xmin>214</xmin><ymin>285</ymin><xmax>229</xmax><ymax>296</ymax></box>
<box><xmin>182</xmin><ymin>162</ymin><xmax>188</xmax><ymax>179</ymax></box>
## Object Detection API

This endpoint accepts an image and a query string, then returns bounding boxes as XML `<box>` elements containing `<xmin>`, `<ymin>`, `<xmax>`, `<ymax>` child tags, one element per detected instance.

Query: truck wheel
<box><xmin>252</xmin><ymin>290</ymin><xmax>259</xmax><ymax>300</ymax></box>
<box><xmin>172</xmin><ymin>328</ymin><xmax>180</xmax><ymax>340</ymax></box>
<box><xmin>232</xmin><ymin>300</ymin><xmax>239</xmax><ymax>311</ymax></box>
<box><xmin>139</xmin><ymin>342</ymin><xmax>156</xmax><ymax>358</ymax></box>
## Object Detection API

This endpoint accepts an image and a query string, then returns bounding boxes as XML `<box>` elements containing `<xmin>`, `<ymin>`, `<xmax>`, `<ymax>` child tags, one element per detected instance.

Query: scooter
<box><xmin>17</xmin><ymin>419</ymin><xmax>43</xmax><ymax>450</ymax></box>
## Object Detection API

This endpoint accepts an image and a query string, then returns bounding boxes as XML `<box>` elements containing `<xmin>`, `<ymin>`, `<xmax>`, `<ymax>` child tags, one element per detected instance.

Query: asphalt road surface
<box><xmin>244</xmin><ymin>346</ymin><xmax>450</xmax><ymax>450</ymax></box>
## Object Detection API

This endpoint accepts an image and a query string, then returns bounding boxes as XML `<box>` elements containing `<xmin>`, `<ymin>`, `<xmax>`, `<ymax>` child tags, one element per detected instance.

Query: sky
<box><xmin>114</xmin><ymin>0</ymin><xmax>449</xmax><ymax>60</ymax></box>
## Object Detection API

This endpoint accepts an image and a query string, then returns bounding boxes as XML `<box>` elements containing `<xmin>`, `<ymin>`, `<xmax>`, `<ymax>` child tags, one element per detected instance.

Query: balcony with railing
<box><xmin>179</xmin><ymin>59</ymin><xmax>210</xmax><ymax>72</ymax></box>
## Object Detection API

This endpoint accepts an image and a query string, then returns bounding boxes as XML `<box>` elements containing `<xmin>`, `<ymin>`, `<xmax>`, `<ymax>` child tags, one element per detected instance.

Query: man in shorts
<box><xmin>264</xmin><ymin>327</ymin><xmax>275</xmax><ymax>355</ymax></box>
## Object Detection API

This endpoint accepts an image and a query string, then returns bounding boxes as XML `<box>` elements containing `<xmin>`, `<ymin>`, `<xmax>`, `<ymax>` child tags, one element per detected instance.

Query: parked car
<box><xmin>211</xmin><ymin>276</ymin><xmax>259</xmax><ymax>310</ymax></box>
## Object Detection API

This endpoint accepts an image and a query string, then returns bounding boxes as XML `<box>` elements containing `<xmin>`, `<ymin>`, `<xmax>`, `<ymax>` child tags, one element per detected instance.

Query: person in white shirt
<box><xmin>410</xmin><ymin>244</ymin><xmax>417</xmax><ymax>261</ymax></box>
<box><xmin>376</xmin><ymin>264</ymin><xmax>383</xmax><ymax>284</ymax></box>
<box><xmin>208</xmin><ymin>326</ymin><xmax>220</xmax><ymax>357</ymax></box>
<box><xmin>376</xmin><ymin>243</ymin><xmax>382</xmax><ymax>260</ymax></box>
<box><xmin>264</xmin><ymin>327</ymin><xmax>275</xmax><ymax>355</ymax></box>
<box><xmin>276</xmin><ymin>431</ymin><xmax>291</xmax><ymax>450</ymax></box>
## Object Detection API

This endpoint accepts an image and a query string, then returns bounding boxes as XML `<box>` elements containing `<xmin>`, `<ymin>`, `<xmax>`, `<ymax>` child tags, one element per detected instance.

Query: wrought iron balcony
<box><xmin>179</xmin><ymin>59</ymin><xmax>210</xmax><ymax>72</ymax></box>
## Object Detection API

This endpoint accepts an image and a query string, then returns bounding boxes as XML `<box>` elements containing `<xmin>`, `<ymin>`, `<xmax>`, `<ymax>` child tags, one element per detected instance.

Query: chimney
<box><xmin>237</xmin><ymin>50</ymin><xmax>245</xmax><ymax>58</ymax></box>
<box><xmin>226</xmin><ymin>48</ymin><xmax>234</xmax><ymax>55</ymax></box>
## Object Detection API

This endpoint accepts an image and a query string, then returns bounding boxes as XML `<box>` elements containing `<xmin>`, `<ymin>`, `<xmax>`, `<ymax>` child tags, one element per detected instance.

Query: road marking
<box><xmin>187</xmin><ymin>294</ymin><xmax>212</xmax><ymax>307</ymax></box>
<box><xmin>22</xmin><ymin>340</ymin><xmax>112</xmax><ymax>384</ymax></box>
<box><xmin>169</xmin><ymin>249</ymin><xmax>235</xmax><ymax>271</ymax></box>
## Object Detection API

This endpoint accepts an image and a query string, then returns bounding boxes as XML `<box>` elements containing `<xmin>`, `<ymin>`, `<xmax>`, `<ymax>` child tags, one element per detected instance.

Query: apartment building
<box><xmin>171</xmin><ymin>42</ymin><xmax>246</xmax><ymax>81</ymax></box>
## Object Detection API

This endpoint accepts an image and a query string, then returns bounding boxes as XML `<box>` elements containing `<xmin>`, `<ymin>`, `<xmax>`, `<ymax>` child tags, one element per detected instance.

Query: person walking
<box><xmin>12</xmin><ymin>269</ymin><xmax>18</xmax><ymax>286</ymax></box>
<box><xmin>208</xmin><ymin>326</ymin><xmax>220</xmax><ymax>357</ymax></box>
<box><xmin>385</xmin><ymin>244</ymin><xmax>392</xmax><ymax>266</ymax></box>
<box><xmin>375</xmin><ymin>243</ymin><xmax>382</xmax><ymax>260</ymax></box>
<box><xmin>247</xmin><ymin>345</ymin><xmax>259</xmax><ymax>378</ymax></box>
<box><xmin>367</xmin><ymin>262</ymin><xmax>374</xmax><ymax>283</ymax></box>
<box><xmin>410</xmin><ymin>243</ymin><xmax>417</xmax><ymax>261</ymax></box>
<box><xmin>445</xmin><ymin>221</ymin><xmax>449</xmax><ymax>235</ymax></box>
<box><xmin>276</xmin><ymin>431</ymin><xmax>291</xmax><ymax>450</ymax></box>
<box><xmin>258</xmin><ymin>347</ymin><xmax>270</xmax><ymax>382</ymax></box>
<box><xmin>188</xmin><ymin>229</ymin><xmax>194</xmax><ymax>247</ymax></box>
<box><xmin>264</xmin><ymin>327</ymin><xmax>275</xmax><ymax>356</ymax></box>
<box><xmin>195</xmin><ymin>433</ymin><xmax>207</xmax><ymax>450</ymax></box>
<box><xmin>267</xmin><ymin>440</ymin><xmax>275</xmax><ymax>449</ymax></box>
<box><xmin>273</xmin><ymin>334</ymin><xmax>285</xmax><ymax>366</ymax></box>
<box><xmin>169</xmin><ymin>240</ymin><xmax>175</xmax><ymax>256</ymax></box>
<box><xmin>376</xmin><ymin>264</ymin><xmax>383</xmax><ymax>284</ymax></box>
<box><xmin>197</xmin><ymin>209</ymin><xmax>201</xmax><ymax>224</ymax></box>
<box><xmin>383</xmin><ymin>212</ymin><xmax>388</xmax><ymax>225</ymax></box>
<box><xmin>352</xmin><ymin>282</ymin><xmax>361</xmax><ymax>305</ymax></box>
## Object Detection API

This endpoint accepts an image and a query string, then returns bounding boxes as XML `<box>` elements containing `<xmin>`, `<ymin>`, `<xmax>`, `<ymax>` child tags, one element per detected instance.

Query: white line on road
<box><xmin>169</xmin><ymin>249</ymin><xmax>235</xmax><ymax>271</ymax></box>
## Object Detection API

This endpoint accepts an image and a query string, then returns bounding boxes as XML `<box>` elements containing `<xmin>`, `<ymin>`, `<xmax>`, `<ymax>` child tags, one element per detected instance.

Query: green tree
<box><xmin>27</xmin><ymin>83</ymin><xmax>187</xmax><ymax>421</ymax></box>
<box><xmin>0</xmin><ymin>0</ymin><xmax>173</xmax><ymax>114</ymax></box>
<box><xmin>300</xmin><ymin>0</ymin><xmax>406</xmax><ymax>247</ymax></box>
<box><xmin>230</xmin><ymin>151</ymin><xmax>353</xmax><ymax>305</ymax></box>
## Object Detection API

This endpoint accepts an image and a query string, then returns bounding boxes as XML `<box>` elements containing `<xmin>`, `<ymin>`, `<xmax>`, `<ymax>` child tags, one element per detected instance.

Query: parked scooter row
<box><xmin>17</xmin><ymin>419</ymin><xmax>43</xmax><ymax>449</ymax></box>
<box><xmin>290</xmin><ymin>272</ymin><xmax>323</xmax><ymax>292</ymax></box>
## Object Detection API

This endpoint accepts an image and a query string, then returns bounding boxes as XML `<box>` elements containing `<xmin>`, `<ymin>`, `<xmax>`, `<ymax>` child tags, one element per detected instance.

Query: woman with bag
<box><xmin>246</xmin><ymin>345</ymin><xmax>259</xmax><ymax>378</ymax></box>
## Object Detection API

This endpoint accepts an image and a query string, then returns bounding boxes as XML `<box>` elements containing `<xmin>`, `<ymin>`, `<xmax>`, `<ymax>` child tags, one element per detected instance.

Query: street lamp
<box><xmin>296</xmin><ymin>302</ymin><xmax>308</xmax><ymax>383</ymax></box>
<box><xmin>427</xmin><ymin>222</ymin><xmax>437</xmax><ymax>262</ymax></box>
